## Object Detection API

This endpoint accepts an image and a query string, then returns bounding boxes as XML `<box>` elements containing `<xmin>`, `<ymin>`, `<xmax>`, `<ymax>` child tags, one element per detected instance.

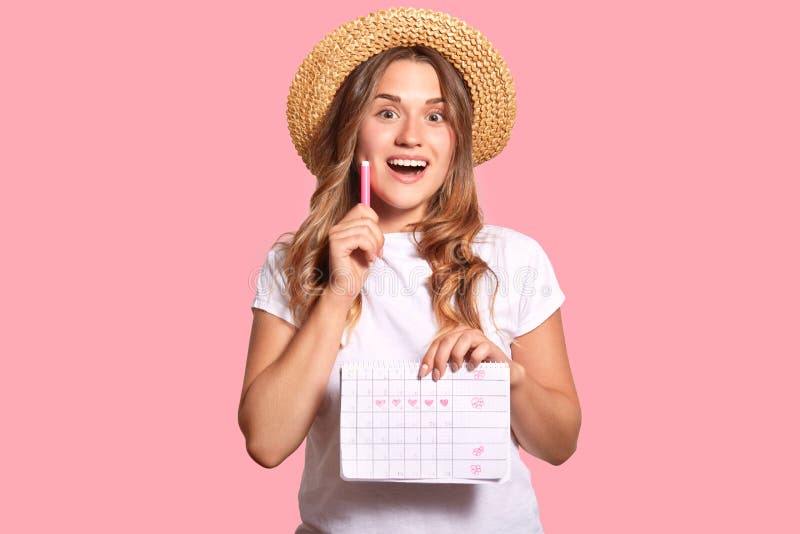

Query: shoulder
<box><xmin>257</xmin><ymin>242</ymin><xmax>292</xmax><ymax>288</ymax></box>
<box><xmin>265</xmin><ymin>241</ymin><xmax>290</xmax><ymax>268</ymax></box>
<box><xmin>475</xmin><ymin>224</ymin><xmax>548</xmax><ymax>261</ymax></box>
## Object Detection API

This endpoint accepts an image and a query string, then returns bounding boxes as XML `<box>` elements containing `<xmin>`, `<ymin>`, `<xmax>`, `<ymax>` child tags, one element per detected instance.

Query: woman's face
<box><xmin>355</xmin><ymin>59</ymin><xmax>455</xmax><ymax>233</ymax></box>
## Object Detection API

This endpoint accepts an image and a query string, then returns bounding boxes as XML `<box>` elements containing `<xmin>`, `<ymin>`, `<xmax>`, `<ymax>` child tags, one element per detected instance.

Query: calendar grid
<box><xmin>402</xmin><ymin>368</ymin><xmax>406</xmax><ymax>476</ymax></box>
<box><xmin>341</xmin><ymin>361</ymin><xmax>511</xmax><ymax>483</ymax></box>
<box><xmin>370</xmin><ymin>373</ymin><xmax>375</xmax><ymax>475</ymax></box>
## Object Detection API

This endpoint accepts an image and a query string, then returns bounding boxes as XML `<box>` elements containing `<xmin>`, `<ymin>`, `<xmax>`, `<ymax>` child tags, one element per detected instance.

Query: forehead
<box><xmin>375</xmin><ymin>60</ymin><xmax>442</xmax><ymax>98</ymax></box>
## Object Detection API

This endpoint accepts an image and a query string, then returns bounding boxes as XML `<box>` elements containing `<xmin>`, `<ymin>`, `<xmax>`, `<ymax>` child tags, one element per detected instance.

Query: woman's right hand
<box><xmin>327</xmin><ymin>203</ymin><xmax>384</xmax><ymax>302</ymax></box>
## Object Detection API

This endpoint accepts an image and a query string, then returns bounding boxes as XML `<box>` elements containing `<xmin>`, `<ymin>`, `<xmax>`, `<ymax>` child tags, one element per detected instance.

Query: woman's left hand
<box><xmin>417</xmin><ymin>326</ymin><xmax>524</xmax><ymax>387</ymax></box>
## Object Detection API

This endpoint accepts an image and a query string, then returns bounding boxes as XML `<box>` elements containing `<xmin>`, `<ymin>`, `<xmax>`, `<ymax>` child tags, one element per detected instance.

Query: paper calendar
<box><xmin>340</xmin><ymin>360</ymin><xmax>510</xmax><ymax>484</ymax></box>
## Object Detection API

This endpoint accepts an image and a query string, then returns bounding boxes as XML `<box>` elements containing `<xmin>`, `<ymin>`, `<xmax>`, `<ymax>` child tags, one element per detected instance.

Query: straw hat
<box><xmin>286</xmin><ymin>7</ymin><xmax>517</xmax><ymax>170</ymax></box>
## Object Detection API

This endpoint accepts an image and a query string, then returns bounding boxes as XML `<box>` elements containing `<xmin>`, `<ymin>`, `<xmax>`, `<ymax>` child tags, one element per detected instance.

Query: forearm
<box><xmin>239</xmin><ymin>287</ymin><xmax>352</xmax><ymax>468</ymax></box>
<box><xmin>509</xmin><ymin>363</ymin><xmax>581</xmax><ymax>465</ymax></box>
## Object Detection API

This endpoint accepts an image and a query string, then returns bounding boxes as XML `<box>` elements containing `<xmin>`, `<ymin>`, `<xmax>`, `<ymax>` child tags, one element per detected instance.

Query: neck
<box><xmin>372</xmin><ymin>197</ymin><xmax>427</xmax><ymax>234</ymax></box>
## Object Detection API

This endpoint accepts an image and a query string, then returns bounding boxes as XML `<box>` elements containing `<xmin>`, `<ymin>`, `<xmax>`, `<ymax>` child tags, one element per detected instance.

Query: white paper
<box><xmin>340</xmin><ymin>360</ymin><xmax>510</xmax><ymax>484</ymax></box>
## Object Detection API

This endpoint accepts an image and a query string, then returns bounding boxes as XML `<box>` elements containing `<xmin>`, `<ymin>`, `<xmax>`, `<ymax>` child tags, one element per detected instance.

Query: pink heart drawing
<box><xmin>472</xmin><ymin>445</ymin><xmax>485</xmax><ymax>456</ymax></box>
<box><xmin>375</xmin><ymin>399</ymin><xmax>386</xmax><ymax>408</ymax></box>
<box><xmin>424</xmin><ymin>399</ymin><xmax>433</xmax><ymax>407</ymax></box>
<box><xmin>473</xmin><ymin>370</ymin><xmax>486</xmax><ymax>380</ymax></box>
<box><xmin>470</xmin><ymin>464</ymin><xmax>482</xmax><ymax>475</ymax></box>
<box><xmin>408</xmin><ymin>399</ymin><xmax>418</xmax><ymax>407</ymax></box>
<box><xmin>392</xmin><ymin>399</ymin><xmax>401</xmax><ymax>407</ymax></box>
<box><xmin>439</xmin><ymin>399</ymin><xmax>449</xmax><ymax>407</ymax></box>
<box><xmin>471</xmin><ymin>397</ymin><xmax>485</xmax><ymax>409</ymax></box>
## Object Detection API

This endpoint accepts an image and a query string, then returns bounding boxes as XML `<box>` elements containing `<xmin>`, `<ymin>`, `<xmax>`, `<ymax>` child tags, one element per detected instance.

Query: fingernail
<box><xmin>450</xmin><ymin>361</ymin><xmax>458</xmax><ymax>372</ymax></box>
<box><xmin>433</xmin><ymin>368</ymin><xmax>440</xmax><ymax>381</ymax></box>
<box><xmin>467</xmin><ymin>361</ymin><xmax>474</xmax><ymax>370</ymax></box>
<box><xmin>418</xmin><ymin>363</ymin><xmax>428</xmax><ymax>378</ymax></box>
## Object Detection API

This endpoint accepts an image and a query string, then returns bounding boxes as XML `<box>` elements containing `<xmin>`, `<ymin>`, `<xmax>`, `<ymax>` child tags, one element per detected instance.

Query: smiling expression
<box><xmin>355</xmin><ymin>59</ymin><xmax>455</xmax><ymax>232</ymax></box>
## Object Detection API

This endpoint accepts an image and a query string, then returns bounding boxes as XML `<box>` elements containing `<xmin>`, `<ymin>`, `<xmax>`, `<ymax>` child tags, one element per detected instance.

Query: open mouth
<box><xmin>387</xmin><ymin>158</ymin><xmax>428</xmax><ymax>176</ymax></box>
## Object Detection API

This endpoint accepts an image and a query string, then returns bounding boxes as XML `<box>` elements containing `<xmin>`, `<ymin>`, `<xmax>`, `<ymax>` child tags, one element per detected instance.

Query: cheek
<box><xmin>357</xmin><ymin>120</ymin><xmax>392</xmax><ymax>153</ymax></box>
<box><xmin>432</xmin><ymin>128</ymin><xmax>455</xmax><ymax>156</ymax></box>
<box><xmin>355</xmin><ymin>127</ymin><xmax>371</xmax><ymax>155</ymax></box>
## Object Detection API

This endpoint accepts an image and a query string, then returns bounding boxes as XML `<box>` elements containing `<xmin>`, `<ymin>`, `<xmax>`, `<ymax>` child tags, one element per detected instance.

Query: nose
<box><xmin>395</xmin><ymin>118</ymin><xmax>421</xmax><ymax>147</ymax></box>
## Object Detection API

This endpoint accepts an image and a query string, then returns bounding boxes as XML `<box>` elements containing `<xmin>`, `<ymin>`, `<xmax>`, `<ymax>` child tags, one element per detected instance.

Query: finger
<box><xmin>363</xmin><ymin>215</ymin><xmax>384</xmax><ymax>256</ymax></box>
<box><xmin>449</xmin><ymin>333</ymin><xmax>476</xmax><ymax>373</ymax></box>
<box><xmin>357</xmin><ymin>203</ymin><xmax>380</xmax><ymax>222</ymax></box>
<box><xmin>330</xmin><ymin>226</ymin><xmax>380</xmax><ymax>261</ymax></box>
<box><xmin>423</xmin><ymin>326</ymin><xmax>470</xmax><ymax>380</ymax></box>
<box><xmin>331</xmin><ymin>234</ymin><xmax>377</xmax><ymax>263</ymax></box>
<box><xmin>335</xmin><ymin>234</ymin><xmax>378</xmax><ymax>264</ymax></box>
<box><xmin>419</xmin><ymin>340</ymin><xmax>440</xmax><ymax>379</ymax></box>
<box><xmin>341</xmin><ymin>203</ymin><xmax>379</xmax><ymax>224</ymax></box>
<box><xmin>333</xmin><ymin>218</ymin><xmax>384</xmax><ymax>258</ymax></box>
<box><xmin>333</xmin><ymin>217</ymin><xmax>377</xmax><ymax>234</ymax></box>
<box><xmin>432</xmin><ymin>333</ymin><xmax>461</xmax><ymax>380</ymax></box>
<box><xmin>466</xmin><ymin>342</ymin><xmax>492</xmax><ymax>370</ymax></box>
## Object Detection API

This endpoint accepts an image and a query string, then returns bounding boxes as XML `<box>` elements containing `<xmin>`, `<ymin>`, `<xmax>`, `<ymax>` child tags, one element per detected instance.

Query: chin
<box><xmin>383</xmin><ymin>199</ymin><xmax>424</xmax><ymax>211</ymax></box>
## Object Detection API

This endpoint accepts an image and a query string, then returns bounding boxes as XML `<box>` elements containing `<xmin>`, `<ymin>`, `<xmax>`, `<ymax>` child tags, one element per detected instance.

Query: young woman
<box><xmin>238</xmin><ymin>8</ymin><xmax>581</xmax><ymax>533</ymax></box>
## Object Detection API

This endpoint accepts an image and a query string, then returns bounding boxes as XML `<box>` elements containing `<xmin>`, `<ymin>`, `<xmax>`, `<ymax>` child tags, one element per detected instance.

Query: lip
<box><xmin>387</xmin><ymin>154</ymin><xmax>430</xmax><ymax>165</ymax></box>
<box><xmin>385</xmin><ymin>160</ymin><xmax>428</xmax><ymax>184</ymax></box>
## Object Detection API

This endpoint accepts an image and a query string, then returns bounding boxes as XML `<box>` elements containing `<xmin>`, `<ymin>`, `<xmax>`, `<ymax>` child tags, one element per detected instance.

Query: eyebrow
<box><xmin>375</xmin><ymin>93</ymin><xmax>445</xmax><ymax>105</ymax></box>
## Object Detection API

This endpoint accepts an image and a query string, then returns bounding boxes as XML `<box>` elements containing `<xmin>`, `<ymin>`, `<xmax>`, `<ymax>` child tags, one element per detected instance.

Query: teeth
<box><xmin>388</xmin><ymin>159</ymin><xmax>427</xmax><ymax>168</ymax></box>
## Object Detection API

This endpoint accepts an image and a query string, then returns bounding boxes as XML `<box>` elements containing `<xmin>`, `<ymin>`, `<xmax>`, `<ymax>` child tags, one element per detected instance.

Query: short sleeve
<box><xmin>509</xmin><ymin>234</ymin><xmax>566</xmax><ymax>338</ymax></box>
<box><xmin>251</xmin><ymin>246</ymin><xmax>298</xmax><ymax>328</ymax></box>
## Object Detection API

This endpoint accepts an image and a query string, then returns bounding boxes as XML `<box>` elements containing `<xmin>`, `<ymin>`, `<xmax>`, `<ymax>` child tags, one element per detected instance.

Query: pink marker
<box><xmin>360</xmin><ymin>161</ymin><xmax>370</xmax><ymax>206</ymax></box>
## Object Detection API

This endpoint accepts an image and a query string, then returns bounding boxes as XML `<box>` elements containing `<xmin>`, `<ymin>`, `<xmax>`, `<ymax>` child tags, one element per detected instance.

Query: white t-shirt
<box><xmin>252</xmin><ymin>224</ymin><xmax>566</xmax><ymax>534</ymax></box>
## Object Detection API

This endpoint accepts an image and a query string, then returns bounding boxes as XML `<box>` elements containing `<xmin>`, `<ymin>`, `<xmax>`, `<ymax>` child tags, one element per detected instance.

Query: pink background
<box><xmin>2</xmin><ymin>0</ymin><xmax>798</xmax><ymax>532</ymax></box>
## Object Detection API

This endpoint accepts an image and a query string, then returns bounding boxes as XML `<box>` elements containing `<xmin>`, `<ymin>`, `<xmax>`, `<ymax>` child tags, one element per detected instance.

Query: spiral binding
<box><xmin>342</xmin><ymin>360</ymin><xmax>509</xmax><ymax>369</ymax></box>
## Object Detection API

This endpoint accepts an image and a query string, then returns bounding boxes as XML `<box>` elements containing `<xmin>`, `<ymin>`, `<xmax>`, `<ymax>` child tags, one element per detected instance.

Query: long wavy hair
<box><xmin>274</xmin><ymin>46</ymin><xmax>504</xmax><ymax>347</ymax></box>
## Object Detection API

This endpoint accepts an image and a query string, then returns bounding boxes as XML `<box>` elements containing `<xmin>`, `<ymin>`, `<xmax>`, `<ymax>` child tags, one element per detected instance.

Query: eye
<box><xmin>378</xmin><ymin>109</ymin><xmax>398</xmax><ymax>119</ymax></box>
<box><xmin>427</xmin><ymin>111</ymin><xmax>446</xmax><ymax>123</ymax></box>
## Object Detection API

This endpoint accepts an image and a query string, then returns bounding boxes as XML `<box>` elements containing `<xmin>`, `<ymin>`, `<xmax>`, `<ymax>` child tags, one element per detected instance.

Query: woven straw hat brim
<box><xmin>287</xmin><ymin>7</ymin><xmax>517</xmax><ymax>171</ymax></box>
